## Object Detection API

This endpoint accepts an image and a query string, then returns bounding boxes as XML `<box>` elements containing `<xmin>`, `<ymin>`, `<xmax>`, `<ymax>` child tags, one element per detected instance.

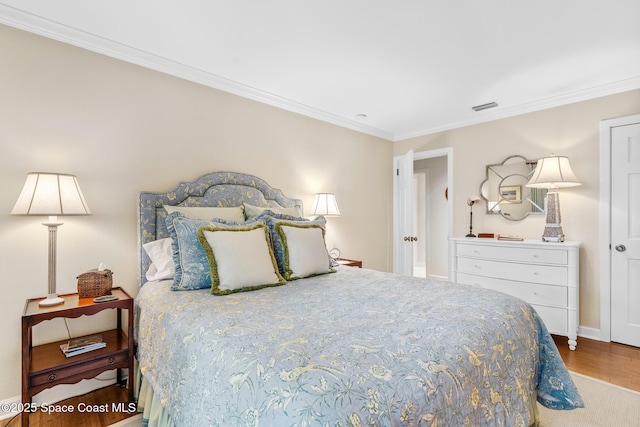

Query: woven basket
<box><xmin>77</xmin><ymin>269</ymin><xmax>113</xmax><ymax>298</ymax></box>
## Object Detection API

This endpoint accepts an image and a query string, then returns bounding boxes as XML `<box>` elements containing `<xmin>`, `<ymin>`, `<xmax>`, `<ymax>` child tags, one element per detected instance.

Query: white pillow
<box><xmin>243</xmin><ymin>203</ymin><xmax>302</xmax><ymax>220</ymax></box>
<box><xmin>143</xmin><ymin>238</ymin><xmax>175</xmax><ymax>281</ymax></box>
<box><xmin>278</xmin><ymin>224</ymin><xmax>333</xmax><ymax>280</ymax></box>
<box><xmin>164</xmin><ymin>205</ymin><xmax>245</xmax><ymax>222</ymax></box>
<box><xmin>198</xmin><ymin>224</ymin><xmax>286</xmax><ymax>295</ymax></box>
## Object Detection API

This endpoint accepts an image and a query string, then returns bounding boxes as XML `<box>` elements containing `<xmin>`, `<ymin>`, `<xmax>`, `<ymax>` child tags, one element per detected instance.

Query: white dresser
<box><xmin>449</xmin><ymin>237</ymin><xmax>580</xmax><ymax>350</ymax></box>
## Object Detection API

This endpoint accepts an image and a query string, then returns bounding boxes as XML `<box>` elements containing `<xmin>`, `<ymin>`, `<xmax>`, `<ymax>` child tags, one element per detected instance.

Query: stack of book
<box><xmin>60</xmin><ymin>334</ymin><xmax>106</xmax><ymax>357</ymax></box>
<box><xmin>497</xmin><ymin>235</ymin><xmax>524</xmax><ymax>241</ymax></box>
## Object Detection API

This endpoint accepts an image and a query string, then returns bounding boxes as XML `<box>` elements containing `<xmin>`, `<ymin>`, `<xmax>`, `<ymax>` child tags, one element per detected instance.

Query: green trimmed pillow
<box><xmin>275</xmin><ymin>222</ymin><xmax>334</xmax><ymax>280</ymax></box>
<box><xmin>198</xmin><ymin>223</ymin><xmax>286</xmax><ymax>295</ymax></box>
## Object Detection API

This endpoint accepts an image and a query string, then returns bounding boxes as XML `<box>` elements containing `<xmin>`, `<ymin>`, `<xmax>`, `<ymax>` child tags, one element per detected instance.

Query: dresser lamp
<box><xmin>465</xmin><ymin>195</ymin><xmax>481</xmax><ymax>237</ymax></box>
<box><xmin>311</xmin><ymin>193</ymin><xmax>341</xmax><ymax>217</ymax></box>
<box><xmin>526</xmin><ymin>155</ymin><xmax>580</xmax><ymax>242</ymax></box>
<box><xmin>11</xmin><ymin>173</ymin><xmax>91</xmax><ymax>306</ymax></box>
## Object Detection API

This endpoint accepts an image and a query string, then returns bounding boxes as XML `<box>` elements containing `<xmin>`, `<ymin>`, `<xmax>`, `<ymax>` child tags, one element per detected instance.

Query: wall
<box><xmin>394</xmin><ymin>89</ymin><xmax>640</xmax><ymax>335</ymax></box>
<box><xmin>0</xmin><ymin>24</ymin><xmax>393</xmax><ymax>402</ymax></box>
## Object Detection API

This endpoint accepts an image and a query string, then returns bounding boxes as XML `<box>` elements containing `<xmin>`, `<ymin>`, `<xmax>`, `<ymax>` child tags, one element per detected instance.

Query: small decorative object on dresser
<box><xmin>465</xmin><ymin>195</ymin><xmax>481</xmax><ymax>237</ymax></box>
<box><xmin>449</xmin><ymin>237</ymin><xmax>581</xmax><ymax>350</ymax></box>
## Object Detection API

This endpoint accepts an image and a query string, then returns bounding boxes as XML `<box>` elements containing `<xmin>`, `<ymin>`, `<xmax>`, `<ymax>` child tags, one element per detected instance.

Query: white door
<box><xmin>611</xmin><ymin>121</ymin><xmax>640</xmax><ymax>347</ymax></box>
<box><xmin>393</xmin><ymin>150</ymin><xmax>414</xmax><ymax>275</ymax></box>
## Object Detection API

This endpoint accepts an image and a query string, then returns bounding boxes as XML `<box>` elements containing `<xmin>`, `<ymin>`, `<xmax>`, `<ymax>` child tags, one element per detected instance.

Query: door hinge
<box><xmin>396</xmin><ymin>168</ymin><xmax>399</xmax><ymax>176</ymax></box>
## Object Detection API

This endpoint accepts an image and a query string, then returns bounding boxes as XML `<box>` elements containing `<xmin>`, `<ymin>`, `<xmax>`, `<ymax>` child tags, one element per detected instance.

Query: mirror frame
<box><xmin>479</xmin><ymin>155</ymin><xmax>546</xmax><ymax>221</ymax></box>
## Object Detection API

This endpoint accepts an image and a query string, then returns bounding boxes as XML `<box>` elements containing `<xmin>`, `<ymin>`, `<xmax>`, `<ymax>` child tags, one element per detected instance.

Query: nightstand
<box><xmin>21</xmin><ymin>287</ymin><xmax>134</xmax><ymax>427</ymax></box>
<box><xmin>336</xmin><ymin>258</ymin><xmax>362</xmax><ymax>268</ymax></box>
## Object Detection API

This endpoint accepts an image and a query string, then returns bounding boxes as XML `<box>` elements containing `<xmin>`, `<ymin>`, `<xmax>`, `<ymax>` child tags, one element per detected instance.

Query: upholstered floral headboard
<box><xmin>137</xmin><ymin>171</ymin><xmax>303</xmax><ymax>286</ymax></box>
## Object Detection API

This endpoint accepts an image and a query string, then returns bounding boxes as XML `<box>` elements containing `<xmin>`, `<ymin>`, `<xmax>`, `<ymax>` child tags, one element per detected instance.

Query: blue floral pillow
<box><xmin>165</xmin><ymin>212</ymin><xmax>261</xmax><ymax>291</ymax></box>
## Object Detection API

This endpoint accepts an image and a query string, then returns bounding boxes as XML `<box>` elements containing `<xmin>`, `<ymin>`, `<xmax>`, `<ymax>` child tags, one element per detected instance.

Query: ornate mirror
<box><xmin>480</xmin><ymin>155</ymin><xmax>546</xmax><ymax>221</ymax></box>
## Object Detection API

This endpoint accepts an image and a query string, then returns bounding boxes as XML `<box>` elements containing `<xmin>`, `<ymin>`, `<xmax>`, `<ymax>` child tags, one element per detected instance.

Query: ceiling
<box><xmin>1</xmin><ymin>1</ymin><xmax>639</xmax><ymax>141</ymax></box>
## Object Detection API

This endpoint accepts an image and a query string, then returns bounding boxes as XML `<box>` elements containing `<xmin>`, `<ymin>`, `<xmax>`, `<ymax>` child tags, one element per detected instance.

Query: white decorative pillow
<box><xmin>164</xmin><ymin>205</ymin><xmax>245</xmax><ymax>222</ymax></box>
<box><xmin>243</xmin><ymin>203</ymin><xmax>302</xmax><ymax>220</ymax></box>
<box><xmin>143</xmin><ymin>238</ymin><xmax>175</xmax><ymax>281</ymax></box>
<box><xmin>198</xmin><ymin>224</ymin><xmax>286</xmax><ymax>295</ymax></box>
<box><xmin>276</xmin><ymin>223</ymin><xmax>334</xmax><ymax>280</ymax></box>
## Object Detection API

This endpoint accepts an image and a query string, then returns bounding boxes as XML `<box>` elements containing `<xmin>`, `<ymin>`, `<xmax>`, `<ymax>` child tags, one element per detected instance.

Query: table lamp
<box><xmin>311</xmin><ymin>193</ymin><xmax>341</xmax><ymax>217</ymax></box>
<box><xmin>11</xmin><ymin>173</ymin><xmax>91</xmax><ymax>306</ymax></box>
<box><xmin>526</xmin><ymin>155</ymin><xmax>580</xmax><ymax>242</ymax></box>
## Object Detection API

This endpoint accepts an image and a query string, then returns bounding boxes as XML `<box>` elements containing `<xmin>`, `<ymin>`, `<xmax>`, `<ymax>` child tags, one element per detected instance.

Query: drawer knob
<box><xmin>108</xmin><ymin>357</ymin><xmax>115</xmax><ymax>365</ymax></box>
<box><xmin>48</xmin><ymin>373</ymin><xmax>57</xmax><ymax>382</ymax></box>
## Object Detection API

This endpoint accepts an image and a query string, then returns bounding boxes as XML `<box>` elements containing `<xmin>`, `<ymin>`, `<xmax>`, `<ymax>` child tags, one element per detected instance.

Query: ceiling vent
<box><xmin>472</xmin><ymin>102</ymin><xmax>498</xmax><ymax>112</ymax></box>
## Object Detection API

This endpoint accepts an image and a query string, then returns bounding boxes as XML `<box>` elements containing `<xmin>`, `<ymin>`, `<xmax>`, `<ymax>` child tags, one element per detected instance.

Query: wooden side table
<box><xmin>21</xmin><ymin>287</ymin><xmax>134</xmax><ymax>427</ymax></box>
<box><xmin>336</xmin><ymin>258</ymin><xmax>362</xmax><ymax>268</ymax></box>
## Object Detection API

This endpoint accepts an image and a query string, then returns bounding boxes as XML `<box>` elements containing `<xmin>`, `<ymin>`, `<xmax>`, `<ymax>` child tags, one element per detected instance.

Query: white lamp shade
<box><xmin>526</xmin><ymin>156</ymin><xmax>581</xmax><ymax>189</ymax></box>
<box><xmin>11</xmin><ymin>172</ymin><xmax>91</xmax><ymax>216</ymax></box>
<box><xmin>311</xmin><ymin>193</ymin><xmax>341</xmax><ymax>216</ymax></box>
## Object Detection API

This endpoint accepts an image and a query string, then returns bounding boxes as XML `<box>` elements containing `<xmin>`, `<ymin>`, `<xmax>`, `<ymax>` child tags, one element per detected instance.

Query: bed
<box><xmin>135</xmin><ymin>171</ymin><xmax>583</xmax><ymax>427</ymax></box>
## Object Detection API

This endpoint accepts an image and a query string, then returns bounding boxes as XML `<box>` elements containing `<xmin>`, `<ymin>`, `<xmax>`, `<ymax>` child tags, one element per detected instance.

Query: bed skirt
<box><xmin>136</xmin><ymin>370</ymin><xmax>175</xmax><ymax>427</ymax></box>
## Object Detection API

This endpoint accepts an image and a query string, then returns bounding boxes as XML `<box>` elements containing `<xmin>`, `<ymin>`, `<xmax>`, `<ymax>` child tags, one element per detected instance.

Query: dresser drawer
<box><xmin>456</xmin><ymin>273</ymin><xmax>568</xmax><ymax>307</ymax></box>
<box><xmin>530</xmin><ymin>305</ymin><xmax>568</xmax><ymax>335</ymax></box>
<box><xmin>457</xmin><ymin>257</ymin><xmax>568</xmax><ymax>286</ymax></box>
<box><xmin>456</xmin><ymin>243</ymin><xmax>568</xmax><ymax>265</ymax></box>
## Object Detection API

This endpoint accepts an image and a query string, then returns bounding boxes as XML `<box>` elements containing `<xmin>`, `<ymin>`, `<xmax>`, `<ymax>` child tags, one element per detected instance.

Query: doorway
<box><xmin>413</xmin><ymin>157</ymin><xmax>448</xmax><ymax>279</ymax></box>
<box><xmin>600</xmin><ymin>114</ymin><xmax>640</xmax><ymax>347</ymax></box>
<box><xmin>393</xmin><ymin>148</ymin><xmax>453</xmax><ymax>278</ymax></box>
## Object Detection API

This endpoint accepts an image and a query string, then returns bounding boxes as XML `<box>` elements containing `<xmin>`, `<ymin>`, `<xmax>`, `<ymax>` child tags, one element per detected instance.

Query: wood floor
<box><xmin>3</xmin><ymin>335</ymin><xmax>638</xmax><ymax>427</ymax></box>
<box><xmin>552</xmin><ymin>334</ymin><xmax>640</xmax><ymax>392</ymax></box>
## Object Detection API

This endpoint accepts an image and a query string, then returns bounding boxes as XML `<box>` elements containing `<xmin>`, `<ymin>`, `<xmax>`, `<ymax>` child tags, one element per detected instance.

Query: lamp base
<box><xmin>541</xmin><ymin>189</ymin><xmax>565</xmax><ymax>243</ymax></box>
<box><xmin>39</xmin><ymin>294</ymin><xmax>65</xmax><ymax>307</ymax></box>
<box><xmin>541</xmin><ymin>226</ymin><xmax>564</xmax><ymax>242</ymax></box>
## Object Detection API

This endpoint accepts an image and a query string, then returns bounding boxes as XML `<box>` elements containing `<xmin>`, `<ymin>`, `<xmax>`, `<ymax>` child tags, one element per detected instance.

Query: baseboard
<box><xmin>578</xmin><ymin>325</ymin><xmax>606</xmax><ymax>342</ymax></box>
<box><xmin>0</xmin><ymin>369</ymin><xmax>128</xmax><ymax>421</ymax></box>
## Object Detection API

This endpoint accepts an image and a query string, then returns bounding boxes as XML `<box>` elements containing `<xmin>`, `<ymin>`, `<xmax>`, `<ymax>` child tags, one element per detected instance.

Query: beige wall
<box><xmin>394</xmin><ymin>89</ymin><xmax>640</xmax><ymax>335</ymax></box>
<box><xmin>0</xmin><ymin>25</ymin><xmax>392</xmax><ymax>402</ymax></box>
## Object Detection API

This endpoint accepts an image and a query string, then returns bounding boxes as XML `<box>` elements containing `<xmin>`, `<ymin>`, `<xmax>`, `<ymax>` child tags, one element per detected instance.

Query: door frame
<box><xmin>599</xmin><ymin>113</ymin><xmax>640</xmax><ymax>342</ymax></box>
<box><xmin>393</xmin><ymin>147</ymin><xmax>454</xmax><ymax>278</ymax></box>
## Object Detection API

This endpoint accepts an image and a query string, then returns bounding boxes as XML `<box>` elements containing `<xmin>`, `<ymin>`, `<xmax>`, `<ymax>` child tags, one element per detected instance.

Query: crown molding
<box><xmin>0</xmin><ymin>5</ymin><xmax>394</xmax><ymax>141</ymax></box>
<box><xmin>394</xmin><ymin>76</ymin><xmax>640</xmax><ymax>142</ymax></box>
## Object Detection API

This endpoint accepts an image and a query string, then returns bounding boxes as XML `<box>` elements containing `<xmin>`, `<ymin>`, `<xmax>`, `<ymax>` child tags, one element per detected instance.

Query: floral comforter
<box><xmin>136</xmin><ymin>267</ymin><xmax>582</xmax><ymax>426</ymax></box>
